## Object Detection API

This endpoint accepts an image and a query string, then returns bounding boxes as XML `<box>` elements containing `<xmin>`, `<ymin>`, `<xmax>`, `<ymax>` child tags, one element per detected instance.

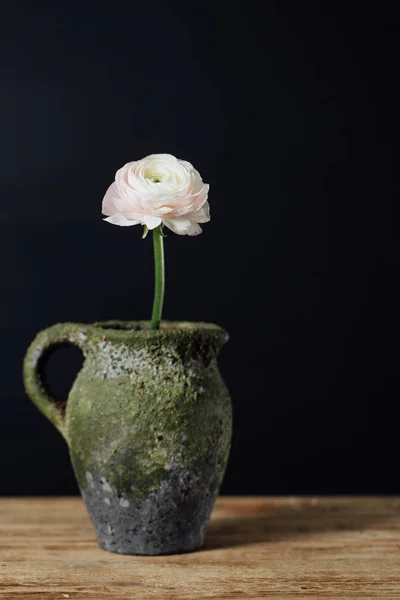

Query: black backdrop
<box><xmin>1</xmin><ymin>1</ymin><xmax>398</xmax><ymax>495</ymax></box>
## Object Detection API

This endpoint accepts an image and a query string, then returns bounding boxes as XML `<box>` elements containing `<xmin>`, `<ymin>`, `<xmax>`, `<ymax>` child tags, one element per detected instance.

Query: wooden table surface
<box><xmin>1</xmin><ymin>497</ymin><xmax>400</xmax><ymax>599</ymax></box>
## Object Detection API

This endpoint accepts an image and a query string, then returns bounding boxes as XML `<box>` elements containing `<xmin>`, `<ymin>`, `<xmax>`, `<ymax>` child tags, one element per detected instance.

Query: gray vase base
<box><xmin>93</xmin><ymin>510</ymin><xmax>207</xmax><ymax>556</ymax></box>
<box><xmin>98</xmin><ymin>535</ymin><xmax>205</xmax><ymax>556</ymax></box>
<box><xmin>81</xmin><ymin>469</ymin><xmax>214</xmax><ymax>556</ymax></box>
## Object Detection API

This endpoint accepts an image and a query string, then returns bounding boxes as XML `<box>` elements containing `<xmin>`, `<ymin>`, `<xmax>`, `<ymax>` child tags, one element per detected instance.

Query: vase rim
<box><xmin>88</xmin><ymin>320</ymin><xmax>227</xmax><ymax>336</ymax></box>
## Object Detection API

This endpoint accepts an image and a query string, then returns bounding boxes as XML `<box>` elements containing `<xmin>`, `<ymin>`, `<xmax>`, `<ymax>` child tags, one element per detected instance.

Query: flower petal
<box><xmin>189</xmin><ymin>183</ymin><xmax>210</xmax><ymax>211</ymax></box>
<box><xmin>115</xmin><ymin>162</ymin><xmax>134</xmax><ymax>187</ymax></box>
<box><xmin>163</xmin><ymin>219</ymin><xmax>202</xmax><ymax>236</ymax></box>
<box><xmin>104</xmin><ymin>214</ymin><xmax>140</xmax><ymax>227</ymax></box>
<box><xmin>123</xmin><ymin>210</ymin><xmax>145</xmax><ymax>222</ymax></box>
<box><xmin>155</xmin><ymin>205</ymin><xmax>175</xmax><ymax>215</ymax></box>
<box><xmin>186</xmin><ymin>222</ymin><xmax>202</xmax><ymax>236</ymax></box>
<box><xmin>162</xmin><ymin>219</ymin><xmax>191</xmax><ymax>234</ymax></box>
<box><xmin>102</xmin><ymin>182</ymin><xmax>121</xmax><ymax>216</ymax></box>
<box><xmin>143</xmin><ymin>215</ymin><xmax>162</xmax><ymax>229</ymax></box>
<box><xmin>189</xmin><ymin>201</ymin><xmax>211</xmax><ymax>223</ymax></box>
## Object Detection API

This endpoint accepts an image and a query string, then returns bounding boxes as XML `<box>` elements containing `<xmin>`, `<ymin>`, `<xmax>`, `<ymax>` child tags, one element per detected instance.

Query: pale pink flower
<box><xmin>102</xmin><ymin>154</ymin><xmax>210</xmax><ymax>236</ymax></box>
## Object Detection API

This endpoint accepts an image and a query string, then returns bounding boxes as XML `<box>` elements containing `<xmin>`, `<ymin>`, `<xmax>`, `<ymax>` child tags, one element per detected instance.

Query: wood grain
<box><xmin>1</xmin><ymin>497</ymin><xmax>400</xmax><ymax>599</ymax></box>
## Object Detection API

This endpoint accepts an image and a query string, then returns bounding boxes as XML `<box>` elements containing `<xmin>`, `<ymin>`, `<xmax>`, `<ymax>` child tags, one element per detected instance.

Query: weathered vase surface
<box><xmin>23</xmin><ymin>321</ymin><xmax>232</xmax><ymax>555</ymax></box>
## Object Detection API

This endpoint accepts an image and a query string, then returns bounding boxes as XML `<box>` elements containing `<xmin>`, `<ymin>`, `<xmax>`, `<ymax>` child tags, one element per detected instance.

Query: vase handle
<box><xmin>23</xmin><ymin>323</ymin><xmax>88</xmax><ymax>440</ymax></box>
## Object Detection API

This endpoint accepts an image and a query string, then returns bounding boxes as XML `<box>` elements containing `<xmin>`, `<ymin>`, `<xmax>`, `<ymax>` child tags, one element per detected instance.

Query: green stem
<box><xmin>150</xmin><ymin>225</ymin><xmax>165</xmax><ymax>330</ymax></box>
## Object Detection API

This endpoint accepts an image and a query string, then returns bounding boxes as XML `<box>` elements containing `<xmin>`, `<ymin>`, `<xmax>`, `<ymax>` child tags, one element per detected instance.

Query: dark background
<box><xmin>1</xmin><ymin>1</ymin><xmax>398</xmax><ymax>495</ymax></box>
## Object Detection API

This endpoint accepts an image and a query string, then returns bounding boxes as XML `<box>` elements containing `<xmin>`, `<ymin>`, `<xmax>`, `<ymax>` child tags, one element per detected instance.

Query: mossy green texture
<box><xmin>23</xmin><ymin>321</ymin><xmax>232</xmax><ymax>499</ymax></box>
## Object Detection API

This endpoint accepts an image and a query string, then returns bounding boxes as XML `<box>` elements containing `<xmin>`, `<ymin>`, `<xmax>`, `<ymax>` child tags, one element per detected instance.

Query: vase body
<box><xmin>23</xmin><ymin>321</ymin><xmax>232</xmax><ymax>555</ymax></box>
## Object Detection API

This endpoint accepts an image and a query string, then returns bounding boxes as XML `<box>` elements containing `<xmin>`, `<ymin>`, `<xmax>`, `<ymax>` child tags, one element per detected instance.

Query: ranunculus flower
<box><xmin>102</xmin><ymin>154</ymin><xmax>210</xmax><ymax>236</ymax></box>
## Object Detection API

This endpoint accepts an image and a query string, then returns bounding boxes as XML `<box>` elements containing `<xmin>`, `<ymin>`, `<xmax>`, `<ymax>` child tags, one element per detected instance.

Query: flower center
<box><xmin>143</xmin><ymin>169</ymin><xmax>164</xmax><ymax>184</ymax></box>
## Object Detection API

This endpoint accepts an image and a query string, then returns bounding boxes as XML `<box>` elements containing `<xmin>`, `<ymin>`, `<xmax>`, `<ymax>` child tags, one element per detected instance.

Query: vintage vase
<box><xmin>23</xmin><ymin>321</ymin><xmax>232</xmax><ymax>555</ymax></box>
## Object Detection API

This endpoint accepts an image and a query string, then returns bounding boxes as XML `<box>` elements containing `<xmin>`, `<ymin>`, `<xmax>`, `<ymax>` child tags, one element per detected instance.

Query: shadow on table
<box><xmin>203</xmin><ymin>498</ymin><xmax>399</xmax><ymax>551</ymax></box>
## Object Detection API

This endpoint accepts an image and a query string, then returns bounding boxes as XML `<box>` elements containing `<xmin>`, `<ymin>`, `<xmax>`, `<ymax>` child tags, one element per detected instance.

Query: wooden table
<box><xmin>1</xmin><ymin>497</ymin><xmax>400</xmax><ymax>599</ymax></box>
